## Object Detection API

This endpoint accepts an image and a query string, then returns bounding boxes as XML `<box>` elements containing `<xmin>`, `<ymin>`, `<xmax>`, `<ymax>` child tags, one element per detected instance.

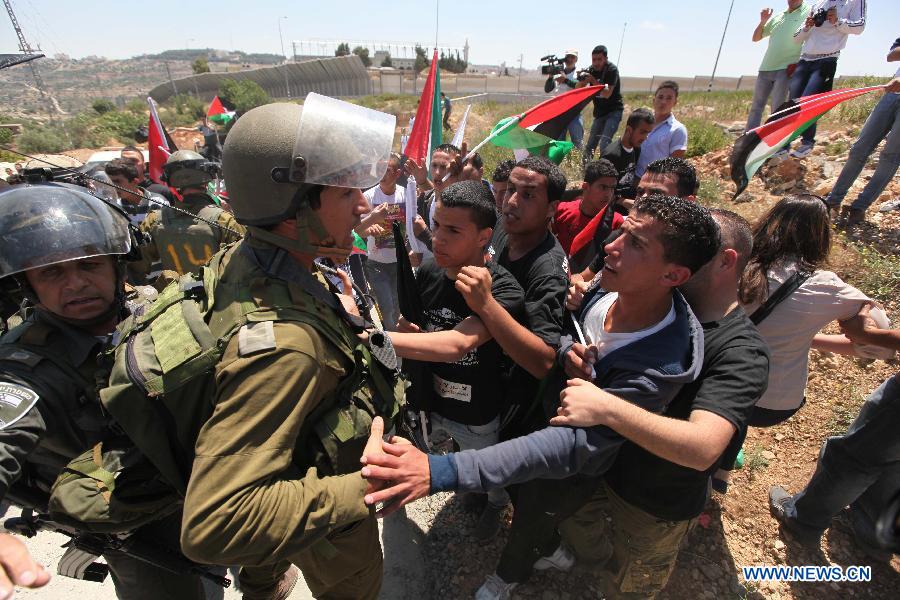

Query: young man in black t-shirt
<box><xmin>469</xmin><ymin>156</ymin><xmax>570</xmax><ymax>438</ymax></box>
<box><xmin>580</xmin><ymin>45</ymin><xmax>624</xmax><ymax>161</ymax></box>
<box><xmin>388</xmin><ymin>180</ymin><xmax>526</xmax><ymax>540</ymax></box>
<box><xmin>553</xmin><ymin>209</ymin><xmax>770</xmax><ymax>600</ymax></box>
<box><xmin>602</xmin><ymin>107</ymin><xmax>655</xmax><ymax>202</ymax></box>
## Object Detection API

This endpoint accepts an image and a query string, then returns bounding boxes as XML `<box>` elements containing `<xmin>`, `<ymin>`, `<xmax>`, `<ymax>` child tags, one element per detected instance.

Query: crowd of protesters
<box><xmin>1</xmin><ymin>6</ymin><xmax>899</xmax><ymax>599</ymax></box>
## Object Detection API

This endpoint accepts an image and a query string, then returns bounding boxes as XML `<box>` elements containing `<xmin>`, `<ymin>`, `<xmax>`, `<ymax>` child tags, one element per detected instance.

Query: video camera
<box><xmin>540</xmin><ymin>54</ymin><xmax>567</xmax><ymax>77</ymax></box>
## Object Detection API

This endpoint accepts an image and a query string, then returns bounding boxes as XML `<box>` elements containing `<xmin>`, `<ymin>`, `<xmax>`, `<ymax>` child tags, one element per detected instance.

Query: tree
<box><xmin>335</xmin><ymin>43</ymin><xmax>350</xmax><ymax>57</ymax></box>
<box><xmin>219</xmin><ymin>79</ymin><xmax>271</xmax><ymax>114</ymax></box>
<box><xmin>414</xmin><ymin>45</ymin><xmax>430</xmax><ymax>73</ymax></box>
<box><xmin>380</xmin><ymin>53</ymin><xmax>393</xmax><ymax>68</ymax></box>
<box><xmin>352</xmin><ymin>46</ymin><xmax>371</xmax><ymax>67</ymax></box>
<box><xmin>91</xmin><ymin>99</ymin><xmax>116</xmax><ymax>114</ymax></box>
<box><xmin>0</xmin><ymin>128</ymin><xmax>12</xmax><ymax>144</ymax></box>
<box><xmin>192</xmin><ymin>57</ymin><xmax>210</xmax><ymax>74</ymax></box>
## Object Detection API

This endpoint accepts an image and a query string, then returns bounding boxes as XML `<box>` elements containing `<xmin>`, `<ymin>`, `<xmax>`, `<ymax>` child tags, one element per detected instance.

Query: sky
<box><xmin>3</xmin><ymin>0</ymin><xmax>898</xmax><ymax>78</ymax></box>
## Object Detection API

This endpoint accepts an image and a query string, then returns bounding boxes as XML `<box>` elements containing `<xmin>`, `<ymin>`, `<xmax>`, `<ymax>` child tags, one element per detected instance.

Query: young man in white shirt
<box><xmin>634</xmin><ymin>81</ymin><xmax>688</xmax><ymax>177</ymax></box>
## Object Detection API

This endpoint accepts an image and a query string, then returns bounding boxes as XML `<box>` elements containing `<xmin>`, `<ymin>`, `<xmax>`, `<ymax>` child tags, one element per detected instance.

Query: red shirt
<box><xmin>553</xmin><ymin>198</ymin><xmax>624</xmax><ymax>255</ymax></box>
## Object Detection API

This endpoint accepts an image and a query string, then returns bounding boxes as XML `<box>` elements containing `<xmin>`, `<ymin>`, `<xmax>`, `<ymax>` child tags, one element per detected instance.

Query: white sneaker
<box><xmin>533</xmin><ymin>543</ymin><xmax>575</xmax><ymax>572</ymax></box>
<box><xmin>878</xmin><ymin>198</ymin><xmax>900</xmax><ymax>213</ymax></box>
<box><xmin>474</xmin><ymin>573</ymin><xmax>518</xmax><ymax>600</ymax></box>
<box><xmin>789</xmin><ymin>141</ymin><xmax>815</xmax><ymax>158</ymax></box>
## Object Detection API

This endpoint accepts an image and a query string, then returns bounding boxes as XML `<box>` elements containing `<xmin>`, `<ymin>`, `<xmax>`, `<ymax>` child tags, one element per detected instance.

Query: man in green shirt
<box><xmin>746</xmin><ymin>1</ymin><xmax>809</xmax><ymax>130</ymax></box>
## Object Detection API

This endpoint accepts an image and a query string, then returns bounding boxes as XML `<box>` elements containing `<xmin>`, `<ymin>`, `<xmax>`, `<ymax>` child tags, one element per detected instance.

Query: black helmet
<box><xmin>0</xmin><ymin>183</ymin><xmax>131</xmax><ymax>279</ymax></box>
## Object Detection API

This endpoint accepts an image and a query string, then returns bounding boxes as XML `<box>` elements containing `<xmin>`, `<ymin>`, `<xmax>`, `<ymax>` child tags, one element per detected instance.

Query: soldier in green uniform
<box><xmin>179</xmin><ymin>94</ymin><xmax>399</xmax><ymax>599</ymax></box>
<box><xmin>138</xmin><ymin>150</ymin><xmax>244</xmax><ymax>281</ymax></box>
<box><xmin>0</xmin><ymin>183</ymin><xmax>211</xmax><ymax>599</ymax></box>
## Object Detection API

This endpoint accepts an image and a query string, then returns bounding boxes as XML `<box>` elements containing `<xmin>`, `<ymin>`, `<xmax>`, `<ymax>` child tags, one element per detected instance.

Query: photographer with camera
<box><xmin>782</xmin><ymin>0</ymin><xmax>866</xmax><ymax>159</ymax></box>
<box><xmin>579</xmin><ymin>45</ymin><xmax>624</xmax><ymax>162</ymax></box>
<box><xmin>543</xmin><ymin>50</ymin><xmax>584</xmax><ymax>150</ymax></box>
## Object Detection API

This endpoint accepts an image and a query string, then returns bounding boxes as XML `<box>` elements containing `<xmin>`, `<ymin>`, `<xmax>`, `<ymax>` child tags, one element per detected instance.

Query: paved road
<box><xmin>2</xmin><ymin>504</ymin><xmax>431</xmax><ymax>599</ymax></box>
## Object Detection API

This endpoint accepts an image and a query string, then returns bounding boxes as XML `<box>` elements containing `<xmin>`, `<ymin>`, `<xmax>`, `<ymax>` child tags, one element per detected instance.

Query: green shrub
<box><xmin>125</xmin><ymin>98</ymin><xmax>147</xmax><ymax>114</ymax></box>
<box><xmin>92</xmin><ymin>99</ymin><xmax>117</xmax><ymax>114</ymax></box>
<box><xmin>682</xmin><ymin>117</ymin><xmax>730</xmax><ymax>157</ymax></box>
<box><xmin>219</xmin><ymin>79</ymin><xmax>270</xmax><ymax>114</ymax></box>
<box><xmin>96</xmin><ymin>110</ymin><xmax>146</xmax><ymax>144</ymax></box>
<box><xmin>17</xmin><ymin>126</ymin><xmax>68</xmax><ymax>154</ymax></box>
<box><xmin>0</xmin><ymin>128</ymin><xmax>12</xmax><ymax>144</ymax></box>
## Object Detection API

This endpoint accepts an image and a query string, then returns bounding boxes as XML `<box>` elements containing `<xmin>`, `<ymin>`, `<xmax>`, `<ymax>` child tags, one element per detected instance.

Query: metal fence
<box><xmin>370</xmin><ymin>71</ymin><xmax>870</xmax><ymax>99</ymax></box>
<box><xmin>148</xmin><ymin>59</ymin><xmax>869</xmax><ymax>105</ymax></box>
<box><xmin>148</xmin><ymin>55</ymin><xmax>371</xmax><ymax>103</ymax></box>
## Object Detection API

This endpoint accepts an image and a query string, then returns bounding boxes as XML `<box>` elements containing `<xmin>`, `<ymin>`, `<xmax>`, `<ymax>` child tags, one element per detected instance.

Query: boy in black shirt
<box><xmin>388</xmin><ymin>180</ymin><xmax>526</xmax><ymax>540</ymax></box>
<box><xmin>468</xmin><ymin>157</ymin><xmax>570</xmax><ymax>438</ymax></box>
<box><xmin>553</xmin><ymin>209</ymin><xmax>770</xmax><ymax>600</ymax></box>
<box><xmin>602</xmin><ymin>107</ymin><xmax>655</xmax><ymax>202</ymax></box>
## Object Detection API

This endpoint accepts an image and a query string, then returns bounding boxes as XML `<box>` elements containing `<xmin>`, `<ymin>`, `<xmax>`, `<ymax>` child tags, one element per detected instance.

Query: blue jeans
<box><xmin>746</xmin><ymin>69</ymin><xmax>791</xmax><ymax>130</ymax></box>
<box><xmin>788</xmin><ymin>57</ymin><xmax>838</xmax><ymax>146</ymax></box>
<box><xmin>430</xmin><ymin>412</ymin><xmax>511</xmax><ymax>508</ymax></box>
<box><xmin>584</xmin><ymin>109</ymin><xmax>624</xmax><ymax>161</ymax></box>
<box><xmin>784</xmin><ymin>375</ymin><xmax>900</xmax><ymax>545</ymax></box>
<box><xmin>825</xmin><ymin>92</ymin><xmax>900</xmax><ymax>211</ymax></box>
<box><xmin>558</xmin><ymin>114</ymin><xmax>584</xmax><ymax>150</ymax></box>
<box><xmin>364</xmin><ymin>259</ymin><xmax>400</xmax><ymax>331</ymax></box>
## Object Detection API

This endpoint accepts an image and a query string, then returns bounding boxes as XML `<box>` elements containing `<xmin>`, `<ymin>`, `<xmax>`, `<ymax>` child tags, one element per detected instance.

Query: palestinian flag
<box><xmin>404</xmin><ymin>51</ymin><xmax>442</xmax><ymax>164</ymax></box>
<box><xmin>730</xmin><ymin>86</ymin><xmax>882</xmax><ymax>198</ymax></box>
<box><xmin>567</xmin><ymin>204</ymin><xmax>624</xmax><ymax>274</ymax></box>
<box><xmin>488</xmin><ymin>85</ymin><xmax>606</xmax><ymax>163</ymax></box>
<box><xmin>207</xmin><ymin>95</ymin><xmax>235</xmax><ymax>126</ymax></box>
<box><xmin>146</xmin><ymin>97</ymin><xmax>178</xmax><ymax>184</ymax></box>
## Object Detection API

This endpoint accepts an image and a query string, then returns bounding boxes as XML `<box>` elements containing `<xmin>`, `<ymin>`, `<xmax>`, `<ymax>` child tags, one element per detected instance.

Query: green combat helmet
<box><xmin>222</xmin><ymin>93</ymin><xmax>395</xmax><ymax>260</ymax></box>
<box><xmin>161</xmin><ymin>149</ymin><xmax>220</xmax><ymax>191</ymax></box>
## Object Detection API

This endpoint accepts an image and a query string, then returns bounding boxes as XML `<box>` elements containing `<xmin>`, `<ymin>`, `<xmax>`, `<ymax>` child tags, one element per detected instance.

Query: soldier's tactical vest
<box><xmin>153</xmin><ymin>201</ymin><xmax>225</xmax><ymax>275</ymax></box>
<box><xmin>0</xmin><ymin>318</ymin><xmax>109</xmax><ymax>447</ymax></box>
<box><xmin>48</xmin><ymin>244</ymin><xmax>404</xmax><ymax>532</ymax></box>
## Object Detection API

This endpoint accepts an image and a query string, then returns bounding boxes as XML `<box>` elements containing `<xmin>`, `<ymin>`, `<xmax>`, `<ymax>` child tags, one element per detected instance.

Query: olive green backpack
<box><xmin>48</xmin><ymin>246</ymin><xmax>403</xmax><ymax>533</ymax></box>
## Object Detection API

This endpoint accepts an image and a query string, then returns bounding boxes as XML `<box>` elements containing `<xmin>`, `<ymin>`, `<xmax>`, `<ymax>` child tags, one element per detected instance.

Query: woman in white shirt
<box><xmin>714</xmin><ymin>194</ymin><xmax>891</xmax><ymax>492</ymax></box>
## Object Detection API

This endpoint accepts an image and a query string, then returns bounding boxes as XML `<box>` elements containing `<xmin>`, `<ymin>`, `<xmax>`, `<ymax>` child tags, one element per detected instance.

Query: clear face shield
<box><xmin>0</xmin><ymin>185</ymin><xmax>132</xmax><ymax>279</ymax></box>
<box><xmin>289</xmin><ymin>93</ymin><xmax>396</xmax><ymax>189</ymax></box>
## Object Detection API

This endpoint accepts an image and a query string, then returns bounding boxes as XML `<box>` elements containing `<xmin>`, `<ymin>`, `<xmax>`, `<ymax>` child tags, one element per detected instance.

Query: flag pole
<box><xmin>440</xmin><ymin>114</ymin><xmax>524</xmax><ymax>183</ymax></box>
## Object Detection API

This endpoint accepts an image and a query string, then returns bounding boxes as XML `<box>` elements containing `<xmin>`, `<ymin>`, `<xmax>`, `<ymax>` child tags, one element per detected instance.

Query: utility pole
<box><xmin>278</xmin><ymin>16</ymin><xmax>288</xmax><ymax>62</ymax></box>
<box><xmin>516</xmin><ymin>53</ymin><xmax>523</xmax><ymax>94</ymax></box>
<box><xmin>3</xmin><ymin>0</ymin><xmax>56</xmax><ymax>120</ymax></box>
<box><xmin>708</xmin><ymin>0</ymin><xmax>735</xmax><ymax>92</ymax></box>
<box><xmin>164</xmin><ymin>61</ymin><xmax>178</xmax><ymax>97</ymax></box>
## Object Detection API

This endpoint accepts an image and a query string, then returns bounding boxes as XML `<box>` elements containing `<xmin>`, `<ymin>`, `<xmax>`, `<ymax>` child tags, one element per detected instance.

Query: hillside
<box><xmin>0</xmin><ymin>50</ymin><xmax>277</xmax><ymax>119</ymax></box>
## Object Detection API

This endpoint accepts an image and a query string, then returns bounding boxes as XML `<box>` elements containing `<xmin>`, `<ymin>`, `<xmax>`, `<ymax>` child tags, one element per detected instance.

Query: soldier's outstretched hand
<box><xmin>0</xmin><ymin>533</ymin><xmax>51</xmax><ymax>597</ymax></box>
<box><xmin>361</xmin><ymin>433</ymin><xmax>430</xmax><ymax>518</ymax></box>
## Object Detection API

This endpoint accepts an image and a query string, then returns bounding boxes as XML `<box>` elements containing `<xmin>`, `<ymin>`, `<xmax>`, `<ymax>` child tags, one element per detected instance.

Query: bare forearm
<box><xmin>389</xmin><ymin>330</ymin><xmax>478</xmax><ymax>362</ymax></box>
<box><xmin>852</xmin><ymin>328</ymin><xmax>900</xmax><ymax>352</ymax></box>
<box><xmin>478</xmin><ymin>298</ymin><xmax>556</xmax><ymax>378</ymax></box>
<box><xmin>602</xmin><ymin>395</ymin><xmax>727</xmax><ymax>471</ymax></box>
<box><xmin>752</xmin><ymin>23</ymin><xmax>766</xmax><ymax>42</ymax></box>
<box><xmin>812</xmin><ymin>333</ymin><xmax>858</xmax><ymax>356</ymax></box>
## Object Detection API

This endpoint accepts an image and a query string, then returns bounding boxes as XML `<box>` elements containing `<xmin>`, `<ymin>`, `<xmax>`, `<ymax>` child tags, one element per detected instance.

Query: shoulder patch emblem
<box><xmin>0</xmin><ymin>382</ymin><xmax>39</xmax><ymax>430</ymax></box>
<box><xmin>238</xmin><ymin>321</ymin><xmax>277</xmax><ymax>357</ymax></box>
